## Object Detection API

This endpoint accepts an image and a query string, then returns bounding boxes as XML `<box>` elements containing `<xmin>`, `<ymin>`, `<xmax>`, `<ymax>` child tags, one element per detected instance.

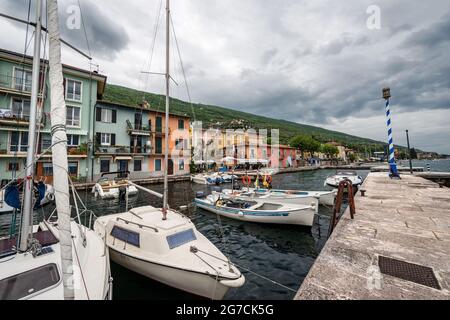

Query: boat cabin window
<box><xmin>166</xmin><ymin>229</ymin><xmax>196</xmax><ymax>249</ymax></box>
<box><xmin>0</xmin><ymin>263</ymin><xmax>60</xmax><ymax>300</ymax></box>
<box><xmin>111</xmin><ymin>226</ymin><xmax>140</xmax><ymax>247</ymax></box>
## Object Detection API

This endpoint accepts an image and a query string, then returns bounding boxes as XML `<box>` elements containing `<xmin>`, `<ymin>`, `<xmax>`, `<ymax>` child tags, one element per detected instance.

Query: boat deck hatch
<box><xmin>378</xmin><ymin>256</ymin><xmax>441</xmax><ymax>290</ymax></box>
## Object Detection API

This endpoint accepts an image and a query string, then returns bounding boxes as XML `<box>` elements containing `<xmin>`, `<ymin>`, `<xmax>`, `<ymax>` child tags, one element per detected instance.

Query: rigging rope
<box><xmin>141</xmin><ymin>0</ymin><xmax>163</xmax><ymax>96</ymax></box>
<box><xmin>169</xmin><ymin>13</ymin><xmax>196</xmax><ymax>120</ymax></box>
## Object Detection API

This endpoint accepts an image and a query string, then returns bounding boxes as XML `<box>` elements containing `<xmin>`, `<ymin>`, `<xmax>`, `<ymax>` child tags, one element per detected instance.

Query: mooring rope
<box><xmin>191</xmin><ymin>246</ymin><xmax>297</xmax><ymax>294</ymax></box>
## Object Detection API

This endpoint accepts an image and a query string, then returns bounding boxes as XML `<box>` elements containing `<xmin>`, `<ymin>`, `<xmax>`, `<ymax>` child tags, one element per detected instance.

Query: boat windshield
<box><xmin>167</xmin><ymin>229</ymin><xmax>197</xmax><ymax>249</ymax></box>
<box><xmin>336</xmin><ymin>171</ymin><xmax>357</xmax><ymax>176</ymax></box>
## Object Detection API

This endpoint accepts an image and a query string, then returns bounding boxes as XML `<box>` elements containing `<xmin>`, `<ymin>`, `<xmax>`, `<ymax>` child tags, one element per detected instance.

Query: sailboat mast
<box><xmin>47</xmin><ymin>0</ymin><xmax>74</xmax><ymax>300</ymax></box>
<box><xmin>19</xmin><ymin>0</ymin><xmax>43</xmax><ymax>252</ymax></box>
<box><xmin>163</xmin><ymin>0</ymin><xmax>170</xmax><ymax>219</ymax></box>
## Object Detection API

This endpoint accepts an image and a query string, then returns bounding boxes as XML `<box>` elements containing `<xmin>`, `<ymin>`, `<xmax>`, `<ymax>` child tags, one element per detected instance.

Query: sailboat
<box><xmin>0</xmin><ymin>0</ymin><xmax>111</xmax><ymax>300</ymax></box>
<box><xmin>94</xmin><ymin>0</ymin><xmax>244</xmax><ymax>299</ymax></box>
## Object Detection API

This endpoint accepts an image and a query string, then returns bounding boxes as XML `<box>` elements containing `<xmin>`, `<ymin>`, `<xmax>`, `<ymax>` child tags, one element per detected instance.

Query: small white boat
<box><xmin>324</xmin><ymin>171</ymin><xmax>363</xmax><ymax>188</ymax></box>
<box><xmin>221</xmin><ymin>188</ymin><xmax>335</xmax><ymax>207</ymax></box>
<box><xmin>92</xmin><ymin>173</ymin><xmax>138</xmax><ymax>199</ymax></box>
<box><xmin>191</xmin><ymin>173</ymin><xmax>224</xmax><ymax>185</ymax></box>
<box><xmin>195</xmin><ymin>193</ymin><xmax>316</xmax><ymax>226</ymax></box>
<box><xmin>94</xmin><ymin>205</ymin><xmax>244</xmax><ymax>299</ymax></box>
<box><xmin>220</xmin><ymin>173</ymin><xmax>238</xmax><ymax>183</ymax></box>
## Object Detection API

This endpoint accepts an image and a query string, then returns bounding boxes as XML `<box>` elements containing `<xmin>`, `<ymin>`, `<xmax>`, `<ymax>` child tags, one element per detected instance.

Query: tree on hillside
<box><xmin>320</xmin><ymin>144</ymin><xmax>339</xmax><ymax>159</ymax></box>
<box><xmin>290</xmin><ymin>135</ymin><xmax>321</xmax><ymax>158</ymax></box>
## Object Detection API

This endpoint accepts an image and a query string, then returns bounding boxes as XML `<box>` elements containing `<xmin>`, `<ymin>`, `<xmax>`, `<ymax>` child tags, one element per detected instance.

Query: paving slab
<box><xmin>295</xmin><ymin>172</ymin><xmax>450</xmax><ymax>300</ymax></box>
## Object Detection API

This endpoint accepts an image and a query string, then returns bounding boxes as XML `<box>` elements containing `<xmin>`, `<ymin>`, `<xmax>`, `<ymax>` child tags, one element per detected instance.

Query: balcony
<box><xmin>126</xmin><ymin>120</ymin><xmax>152</xmax><ymax>136</ymax></box>
<box><xmin>95</xmin><ymin>145</ymin><xmax>152</xmax><ymax>156</ymax></box>
<box><xmin>0</xmin><ymin>74</ymin><xmax>45</xmax><ymax>98</ymax></box>
<box><xmin>0</xmin><ymin>111</ymin><xmax>46</xmax><ymax>127</ymax></box>
<box><xmin>154</xmin><ymin>126</ymin><xmax>171</xmax><ymax>136</ymax></box>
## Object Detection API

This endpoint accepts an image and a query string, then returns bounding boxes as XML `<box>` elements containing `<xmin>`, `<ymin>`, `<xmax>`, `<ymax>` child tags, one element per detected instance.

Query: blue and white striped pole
<box><xmin>383</xmin><ymin>88</ymin><xmax>400</xmax><ymax>177</ymax></box>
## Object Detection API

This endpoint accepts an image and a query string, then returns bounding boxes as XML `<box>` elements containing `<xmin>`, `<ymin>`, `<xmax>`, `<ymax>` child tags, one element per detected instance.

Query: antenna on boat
<box><xmin>18</xmin><ymin>0</ymin><xmax>43</xmax><ymax>252</ymax></box>
<box><xmin>162</xmin><ymin>0</ymin><xmax>170</xmax><ymax>220</ymax></box>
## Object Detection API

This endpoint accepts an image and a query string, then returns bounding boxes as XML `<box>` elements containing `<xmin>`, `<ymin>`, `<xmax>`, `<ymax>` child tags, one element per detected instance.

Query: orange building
<box><xmin>147</xmin><ymin>110</ymin><xmax>190</xmax><ymax>176</ymax></box>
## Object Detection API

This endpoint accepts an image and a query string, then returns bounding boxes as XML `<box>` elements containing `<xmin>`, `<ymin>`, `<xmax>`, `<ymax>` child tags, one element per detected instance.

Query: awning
<box><xmin>114</xmin><ymin>156</ymin><xmax>132</xmax><ymax>161</ymax></box>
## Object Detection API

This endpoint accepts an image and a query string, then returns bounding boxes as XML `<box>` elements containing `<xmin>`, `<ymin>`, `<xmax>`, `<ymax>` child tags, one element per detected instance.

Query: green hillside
<box><xmin>102</xmin><ymin>84</ymin><xmax>388</xmax><ymax>152</ymax></box>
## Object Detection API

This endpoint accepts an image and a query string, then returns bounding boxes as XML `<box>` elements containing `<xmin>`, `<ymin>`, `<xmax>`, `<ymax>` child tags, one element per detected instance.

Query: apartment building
<box><xmin>0</xmin><ymin>48</ymin><xmax>106</xmax><ymax>184</ymax></box>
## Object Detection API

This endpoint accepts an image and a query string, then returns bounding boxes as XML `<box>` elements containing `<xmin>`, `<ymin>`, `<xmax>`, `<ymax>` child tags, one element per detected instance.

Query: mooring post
<box><xmin>382</xmin><ymin>87</ymin><xmax>400</xmax><ymax>178</ymax></box>
<box><xmin>406</xmin><ymin>130</ymin><xmax>413</xmax><ymax>174</ymax></box>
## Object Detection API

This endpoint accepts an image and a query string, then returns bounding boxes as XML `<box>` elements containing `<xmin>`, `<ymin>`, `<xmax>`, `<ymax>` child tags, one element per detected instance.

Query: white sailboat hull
<box><xmin>94</xmin><ymin>206</ymin><xmax>244</xmax><ymax>300</ymax></box>
<box><xmin>109</xmin><ymin>248</ymin><xmax>233</xmax><ymax>300</ymax></box>
<box><xmin>0</xmin><ymin>221</ymin><xmax>111</xmax><ymax>300</ymax></box>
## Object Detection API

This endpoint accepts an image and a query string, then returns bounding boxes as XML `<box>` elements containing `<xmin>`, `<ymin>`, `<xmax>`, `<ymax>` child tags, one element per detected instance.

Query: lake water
<box><xmin>2</xmin><ymin>161</ymin><xmax>449</xmax><ymax>299</ymax></box>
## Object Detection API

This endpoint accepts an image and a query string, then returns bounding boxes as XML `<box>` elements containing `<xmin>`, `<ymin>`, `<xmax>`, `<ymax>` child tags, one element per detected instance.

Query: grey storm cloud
<box><xmin>1</xmin><ymin>0</ymin><xmax>449</xmax><ymax>152</ymax></box>
<box><xmin>1</xmin><ymin>0</ymin><xmax>129</xmax><ymax>59</ymax></box>
<box><xmin>404</xmin><ymin>12</ymin><xmax>450</xmax><ymax>48</ymax></box>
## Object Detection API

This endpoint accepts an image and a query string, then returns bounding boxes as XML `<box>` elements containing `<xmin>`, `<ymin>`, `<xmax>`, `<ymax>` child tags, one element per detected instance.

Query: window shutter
<box><xmin>96</xmin><ymin>107</ymin><xmax>102</xmax><ymax>121</ymax></box>
<box><xmin>112</xmin><ymin>110</ymin><xmax>117</xmax><ymax>123</ymax></box>
<box><xmin>111</xmin><ymin>134</ymin><xmax>116</xmax><ymax>146</ymax></box>
<box><xmin>96</xmin><ymin>132</ymin><xmax>101</xmax><ymax>144</ymax></box>
<box><xmin>63</xmin><ymin>78</ymin><xmax>66</xmax><ymax>98</ymax></box>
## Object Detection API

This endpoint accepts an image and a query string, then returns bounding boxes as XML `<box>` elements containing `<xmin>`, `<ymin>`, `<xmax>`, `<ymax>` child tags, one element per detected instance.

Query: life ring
<box><xmin>242</xmin><ymin>175</ymin><xmax>251</xmax><ymax>186</ymax></box>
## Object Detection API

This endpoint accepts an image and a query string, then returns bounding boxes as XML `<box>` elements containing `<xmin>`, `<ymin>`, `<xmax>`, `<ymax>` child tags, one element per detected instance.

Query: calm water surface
<box><xmin>8</xmin><ymin>164</ymin><xmax>450</xmax><ymax>299</ymax></box>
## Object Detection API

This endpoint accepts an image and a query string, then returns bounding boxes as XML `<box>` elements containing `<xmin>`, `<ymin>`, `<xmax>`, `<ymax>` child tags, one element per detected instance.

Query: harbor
<box><xmin>0</xmin><ymin>0</ymin><xmax>449</xmax><ymax>305</ymax></box>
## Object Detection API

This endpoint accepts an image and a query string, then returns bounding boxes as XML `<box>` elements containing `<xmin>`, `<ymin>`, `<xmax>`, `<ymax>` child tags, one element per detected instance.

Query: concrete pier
<box><xmin>295</xmin><ymin>172</ymin><xmax>450</xmax><ymax>300</ymax></box>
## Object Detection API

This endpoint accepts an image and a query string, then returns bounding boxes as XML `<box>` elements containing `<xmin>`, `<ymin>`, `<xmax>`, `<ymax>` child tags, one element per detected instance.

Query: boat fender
<box><xmin>238</xmin><ymin>211</ymin><xmax>244</xmax><ymax>216</ymax></box>
<box><xmin>46</xmin><ymin>192</ymin><xmax>55</xmax><ymax>202</ymax></box>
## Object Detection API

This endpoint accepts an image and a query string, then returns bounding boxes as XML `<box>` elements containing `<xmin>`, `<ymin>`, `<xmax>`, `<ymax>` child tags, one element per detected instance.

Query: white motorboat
<box><xmin>221</xmin><ymin>188</ymin><xmax>335</xmax><ymax>207</ymax></box>
<box><xmin>94</xmin><ymin>206</ymin><xmax>244</xmax><ymax>299</ymax></box>
<box><xmin>324</xmin><ymin>171</ymin><xmax>363</xmax><ymax>188</ymax></box>
<box><xmin>220</xmin><ymin>173</ymin><xmax>238</xmax><ymax>183</ymax></box>
<box><xmin>195</xmin><ymin>193</ymin><xmax>316</xmax><ymax>226</ymax></box>
<box><xmin>92</xmin><ymin>173</ymin><xmax>138</xmax><ymax>199</ymax></box>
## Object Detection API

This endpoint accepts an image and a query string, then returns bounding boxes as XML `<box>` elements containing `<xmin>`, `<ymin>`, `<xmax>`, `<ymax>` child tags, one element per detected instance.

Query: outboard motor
<box><xmin>118</xmin><ymin>186</ymin><xmax>127</xmax><ymax>202</ymax></box>
<box><xmin>233</xmin><ymin>184</ymin><xmax>242</xmax><ymax>190</ymax></box>
<box><xmin>195</xmin><ymin>191</ymin><xmax>205</xmax><ymax>199</ymax></box>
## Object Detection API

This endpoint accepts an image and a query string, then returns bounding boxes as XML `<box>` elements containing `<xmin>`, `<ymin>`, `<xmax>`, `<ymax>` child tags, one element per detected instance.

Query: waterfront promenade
<box><xmin>295</xmin><ymin>172</ymin><xmax>450</xmax><ymax>299</ymax></box>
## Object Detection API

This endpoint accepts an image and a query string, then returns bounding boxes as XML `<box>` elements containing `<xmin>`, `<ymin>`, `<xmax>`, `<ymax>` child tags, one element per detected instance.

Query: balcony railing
<box><xmin>0</xmin><ymin>111</ymin><xmax>46</xmax><ymax>126</ymax></box>
<box><xmin>95</xmin><ymin>145</ymin><xmax>152</xmax><ymax>155</ymax></box>
<box><xmin>0</xmin><ymin>74</ymin><xmax>46</xmax><ymax>97</ymax></box>
<box><xmin>126</xmin><ymin>120</ymin><xmax>152</xmax><ymax>135</ymax></box>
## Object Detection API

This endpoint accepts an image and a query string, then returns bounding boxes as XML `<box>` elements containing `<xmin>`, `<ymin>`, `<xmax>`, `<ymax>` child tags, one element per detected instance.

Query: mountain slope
<box><xmin>102</xmin><ymin>84</ymin><xmax>387</xmax><ymax>151</ymax></box>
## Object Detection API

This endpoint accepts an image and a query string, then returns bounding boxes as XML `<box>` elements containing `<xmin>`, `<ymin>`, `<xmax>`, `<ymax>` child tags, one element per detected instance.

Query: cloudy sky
<box><xmin>1</xmin><ymin>0</ymin><xmax>450</xmax><ymax>153</ymax></box>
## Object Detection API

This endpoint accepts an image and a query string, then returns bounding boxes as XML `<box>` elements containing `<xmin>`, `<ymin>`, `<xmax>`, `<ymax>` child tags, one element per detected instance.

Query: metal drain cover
<box><xmin>378</xmin><ymin>256</ymin><xmax>441</xmax><ymax>290</ymax></box>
